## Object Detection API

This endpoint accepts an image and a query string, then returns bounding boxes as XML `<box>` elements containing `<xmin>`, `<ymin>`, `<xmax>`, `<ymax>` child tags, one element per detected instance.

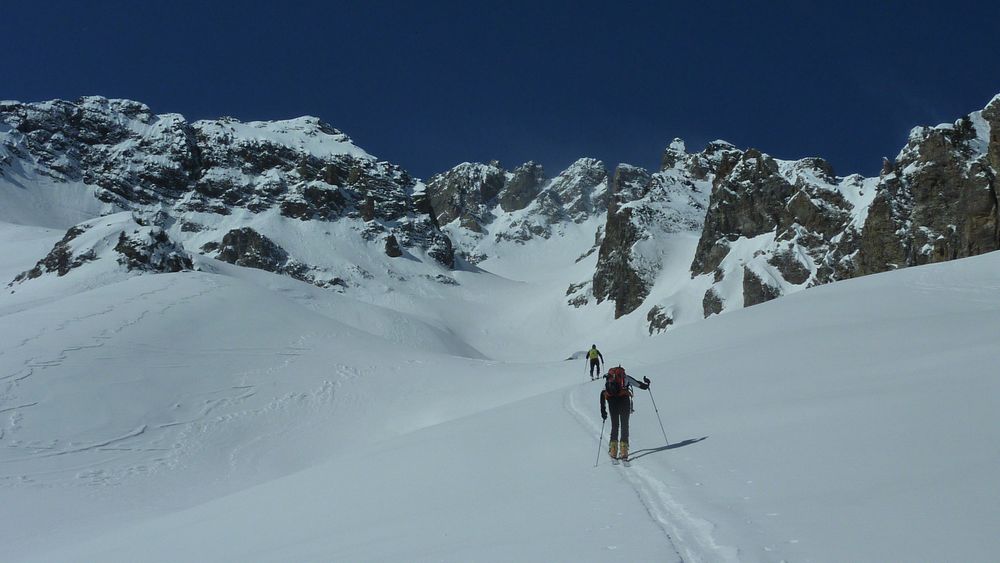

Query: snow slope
<box><xmin>3</xmin><ymin>214</ymin><xmax>999</xmax><ymax>561</ymax></box>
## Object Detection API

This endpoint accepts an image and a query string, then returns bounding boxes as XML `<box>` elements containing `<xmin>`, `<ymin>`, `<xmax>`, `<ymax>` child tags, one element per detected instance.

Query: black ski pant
<box><xmin>589</xmin><ymin>358</ymin><xmax>601</xmax><ymax>378</ymax></box>
<box><xmin>607</xmin><ymin>395</ymin><xmax>631</xmax><ymax>443</ymax></box>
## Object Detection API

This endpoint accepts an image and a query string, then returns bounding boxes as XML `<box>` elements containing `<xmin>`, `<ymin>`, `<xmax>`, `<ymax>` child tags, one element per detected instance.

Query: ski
<box><xmin>611</xmin><ymin>458</ymin><xmax>620</xmax><ymax>465</ymax></box>
<box><xmin>622</xmin><ymin>458</ymin><xmax>630</xmax><ymax>467</ymax></box>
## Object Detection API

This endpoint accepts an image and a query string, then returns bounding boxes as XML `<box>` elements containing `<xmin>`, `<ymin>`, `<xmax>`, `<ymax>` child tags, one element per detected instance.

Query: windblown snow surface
<box><xmin>2</xmin><ymin>209</ymin><xmax>999</xmax><ymax>561</ymax></box>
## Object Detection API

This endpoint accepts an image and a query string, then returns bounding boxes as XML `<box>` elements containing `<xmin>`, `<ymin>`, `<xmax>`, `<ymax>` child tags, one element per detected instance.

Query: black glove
<box><xmin>643</xmin><ymin>377</ymin><xmax>650</xmax><ymax>385</ymax></box>
<box><xmin>601</xmin><ymin>410</ymin><xmax>607</xmax><ymax>420</ymax></box>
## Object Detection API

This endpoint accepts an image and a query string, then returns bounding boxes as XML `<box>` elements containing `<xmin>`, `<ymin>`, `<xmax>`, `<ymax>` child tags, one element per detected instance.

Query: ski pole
<box><xmin>595</xmin><ymin>418</ymin><xmax>606</xmax><ymax>467</ymax></box>
<box><xmin>647</xmin><ymin>388</ymin><xmax>670</xmax><ymax>446</ymax></box>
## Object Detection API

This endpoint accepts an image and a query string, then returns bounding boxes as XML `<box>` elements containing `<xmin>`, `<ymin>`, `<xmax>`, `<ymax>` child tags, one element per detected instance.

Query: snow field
<box><xmin>3</xmin><ymin>214</ymin><xmax>1000</xmax><ymax>561</ymax></box>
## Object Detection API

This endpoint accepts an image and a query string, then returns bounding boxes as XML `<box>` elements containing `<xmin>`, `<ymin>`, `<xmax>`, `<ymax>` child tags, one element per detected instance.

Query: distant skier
<box><xmin>586</xmin><ymin>344</ymin><xmax>604</xmax><ymax>380</ymax></box>
<box><xmin>600</xmin><ymin>366</ymin><xmax>650</xmax><ymax>462</ymax></box>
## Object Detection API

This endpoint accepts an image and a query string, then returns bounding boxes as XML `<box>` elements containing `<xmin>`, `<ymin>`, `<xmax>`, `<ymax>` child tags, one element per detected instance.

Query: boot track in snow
<box><xmin>564</xmin><ymin>382</ymin><xmax>738</xmax><ymax>563</ymax></box>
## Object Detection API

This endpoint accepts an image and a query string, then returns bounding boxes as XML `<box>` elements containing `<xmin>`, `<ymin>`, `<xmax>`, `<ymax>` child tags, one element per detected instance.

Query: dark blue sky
<box><xmin>7</xmin><ymin>1</ymin><xmax>1000</xmax><ymax>179</ymax></box>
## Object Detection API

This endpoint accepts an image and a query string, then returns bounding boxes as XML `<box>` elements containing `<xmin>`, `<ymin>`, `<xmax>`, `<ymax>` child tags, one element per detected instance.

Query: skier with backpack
<box><xmin>600</xmin><ymin>365</ymin><xmax>650</xmax><ymax>462</ymax></box>
<box><xmin>586</xmin><ymin>344</ymin><xmax>604</xmax><ymax>380</ymax></box>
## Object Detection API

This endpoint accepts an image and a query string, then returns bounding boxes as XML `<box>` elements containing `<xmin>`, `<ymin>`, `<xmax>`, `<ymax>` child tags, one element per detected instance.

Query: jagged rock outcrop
<box><xmin>210</xmin><ymin>227</ymin><xmax>290</xmax><ymax>272</ymax></box>
<box><xmin>10</xmin><ymin>213</ymin><xmax>192</xmax><ymax>285</ymax></box>
<box><xmin>114</xmin><ymin>228</ymin><xmax>193</xmax><ymax>273</ymax></box>
<box><xmin>11</xmin><ymin>225</ymin><xmax>95</xmax><ymax>282</ymax></box>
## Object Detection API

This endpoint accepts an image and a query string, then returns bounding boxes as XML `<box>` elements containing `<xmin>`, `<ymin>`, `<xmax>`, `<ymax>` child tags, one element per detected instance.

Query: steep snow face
<box><xmin>589</xmin><ymin>140</ymin><xmax>735</xmax><ymax>321</ymax></box>
<box><xmin>193</xmin><ymin>116</ymin><xmax>372</xmax><ymax>161</ymax></box>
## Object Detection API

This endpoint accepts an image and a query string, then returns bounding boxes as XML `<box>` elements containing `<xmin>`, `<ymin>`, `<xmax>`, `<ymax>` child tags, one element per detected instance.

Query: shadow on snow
<box><xmin>628</xmin><ymin>436</ymin><xmax>708</xmax><ymax>461</ymax></box>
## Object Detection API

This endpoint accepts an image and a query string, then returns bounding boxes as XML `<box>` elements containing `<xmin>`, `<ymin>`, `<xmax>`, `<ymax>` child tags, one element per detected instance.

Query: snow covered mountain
<box><xmin>3</xmin><ymin>94</ymin><xmax>1000</xmax><ymax>562</ymax></box>
<box><xmin>1</xmin><ymin>96</ymin><xmax>454</xmax><ymax>294</ymax></box>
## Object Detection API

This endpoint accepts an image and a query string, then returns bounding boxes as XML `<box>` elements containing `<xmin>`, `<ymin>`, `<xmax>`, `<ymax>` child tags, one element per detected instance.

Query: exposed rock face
<box><xmin>424</xmin><ymin>161</ymin><xmax>507</xmax><ymax>232</ymax></box>
<box><xmin>592</xmin><ymin>165</ymin><xmax>652</xmax><ymax>318</ymax></box>
<box><xmin>499</xmin><ymin>162</ymin><xmax>546</xmax><ymax>212</ymax></box>
<box><xmin>424</xmin><ymin>160</ymin><xmax>549</xmax><ymax>234</ymax></box>
<box><xmin>0</xmin><ymin>96</ymin><xmax>455</xmax><ymax>287</ymax></box>
<box><xmin>858</xmin><ymin>107</ymin><xmax>999</xmax><ymax>273</ymax></box>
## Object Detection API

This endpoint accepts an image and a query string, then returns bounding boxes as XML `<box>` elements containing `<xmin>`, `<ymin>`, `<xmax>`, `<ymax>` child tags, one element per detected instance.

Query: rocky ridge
<box><xmin>425</xmin><ymin>95</ymin><xmax>1000</xmax><ymax>332</ymax></box>
<box><xmin>4</xmin><ymin>94</ymin><xmax>999</xmax><ymax>334</ymax></box>
<box><xmin>675</xmin><ymin>95</ymin><xmax>999</xmax><ymax>325</ymax></box>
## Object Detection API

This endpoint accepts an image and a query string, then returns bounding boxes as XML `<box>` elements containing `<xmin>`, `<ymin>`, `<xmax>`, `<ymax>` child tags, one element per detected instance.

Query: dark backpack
<box><xmin>605</xmin><ymin>366</ymin><xmax>628</xmax><ymax>397</ymax></box>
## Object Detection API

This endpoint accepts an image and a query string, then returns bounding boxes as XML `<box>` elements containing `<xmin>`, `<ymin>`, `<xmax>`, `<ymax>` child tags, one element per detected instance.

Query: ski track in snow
<box><xmin>0</xmin><ymin>275</ymin><xmax>298</xmax><ymax>487</ymax></box>
<box><xmin>2</xmin><ymin>277</ymin><xmax>189</xmax><ymax>384</ymax></box>
<box><xmin>2</xmin><ymin>308</ymin><xmax>347</xmax><ymax>492</ymax></box>
<box><xmin>564</xmin><ymin>382</ymin><xmax>738</xmax><ymax>563</ymax></box>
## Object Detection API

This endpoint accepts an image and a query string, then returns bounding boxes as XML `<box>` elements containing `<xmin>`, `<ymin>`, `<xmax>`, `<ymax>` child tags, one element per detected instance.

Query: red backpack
<box><xmin>605</xmin><ymin>366</ymin><xmax>629</xmax><ymax>397</ymax></box>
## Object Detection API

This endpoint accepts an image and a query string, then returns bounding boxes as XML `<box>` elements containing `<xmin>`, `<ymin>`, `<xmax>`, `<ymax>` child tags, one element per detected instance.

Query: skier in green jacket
<box><xmin>586</xmin><ymin>344</ymin><xmax>604</xmax><ymax>380</ymax></box>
